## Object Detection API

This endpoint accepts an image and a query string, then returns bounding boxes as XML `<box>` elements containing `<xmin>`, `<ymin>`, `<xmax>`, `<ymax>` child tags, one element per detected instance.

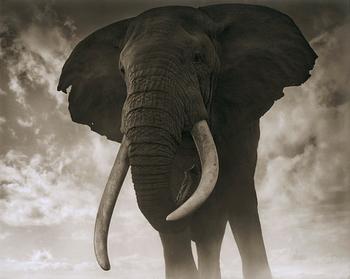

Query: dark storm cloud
<box><xmin>0</xmin><ymin>0</ymin><xmax>120</xmax><ymax>226</ymax></box>
<box><xmin>58</xmin><ymin>0</ymin><xmax>350</xmax><ymax>40</ymax></box>
<box><xmin>0</xmin><ymin>4</ymin><xmax>74</xmax><ymax>155</ymax></box>
<box><xmin>1</xmin><ymin>0</ymin><xmax>347</xmax><ymax>39</ymax></box>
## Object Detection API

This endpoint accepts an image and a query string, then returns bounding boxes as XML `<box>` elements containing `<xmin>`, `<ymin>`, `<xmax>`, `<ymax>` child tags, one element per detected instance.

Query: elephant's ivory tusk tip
<box><xmin>166</xmin><ymin>205</ymin><xmax>192</xmax><ymax>221</ymax></box>
<box><xmin>99</xmin><ymin>262</ymin><xmax>111</xmax><ymax>271</ymax></box>
<box><xmin>94</xmin><ymin>136</ymin><xmax>129</xmax><ymax>272</ymax></box>
<box><xmin>166</xmin><ymin>213</ymin><xmax>177</xmax><ymax>221</ymax></box>
<box><xmin>94</xmin><ymin>242</ymin><xmax>111</xmax><ymax>271</ymax></box>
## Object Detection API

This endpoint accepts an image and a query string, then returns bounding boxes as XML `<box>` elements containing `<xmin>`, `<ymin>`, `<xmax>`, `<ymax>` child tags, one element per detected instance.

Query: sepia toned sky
<box><xmin>0</xmin><ymin>0</ymin><xmax>349</xmax><ymax>278</ymax></box>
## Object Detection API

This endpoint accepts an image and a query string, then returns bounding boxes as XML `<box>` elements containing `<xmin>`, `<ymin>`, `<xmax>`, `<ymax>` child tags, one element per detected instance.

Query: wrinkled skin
<box><xmin>58</xmin><ymin>4</ymin><xmax>317</xmax><ymax>279</ymax></box>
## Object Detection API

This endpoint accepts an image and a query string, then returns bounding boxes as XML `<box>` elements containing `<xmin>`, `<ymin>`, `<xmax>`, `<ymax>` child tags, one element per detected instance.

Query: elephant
<box><xmin>57</xmin><ymin>4</ymin><xmax>316</xmax><ymax>279</ymax></box>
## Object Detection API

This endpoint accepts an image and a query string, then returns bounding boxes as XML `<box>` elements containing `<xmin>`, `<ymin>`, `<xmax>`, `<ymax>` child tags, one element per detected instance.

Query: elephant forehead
<box><xmin>131</xmin><ymin>6</ymin><xmax>210</xmax><ymax>36</ymax></box>
<box><xmin>137</xmin><ymin>6</ymin><xmax>199</xmax><ymax>22</ymax></box>
<box><xmin>129</xmin><ymin>18</ymin><xmax>198</xmax><ymax>45</ymax></box>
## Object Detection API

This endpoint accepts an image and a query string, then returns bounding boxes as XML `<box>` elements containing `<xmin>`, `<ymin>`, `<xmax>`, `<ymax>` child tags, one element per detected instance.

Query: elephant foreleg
<box><xmin>159</xmin><ymin>229</ymin><xmax>199</xmax><ymax>279</ymax></box>
<box><xmin>228</xmin><ymin>203</ymin><xmax>272</xmax><ymax>279</ymax></box>
<box><xmin>196</xmin><ymin>226</ymin><xmax>226</xmax><ymax>279</ymax></box>
<box><xmin>192</xmin><ymin>196</ymin><xmax>227</xmax><ymax>279</ymax></box>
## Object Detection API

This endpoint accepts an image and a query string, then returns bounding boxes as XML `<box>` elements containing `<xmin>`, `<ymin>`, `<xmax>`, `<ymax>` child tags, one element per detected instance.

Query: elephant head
<box><xmin>58</xmin><ymin>4</ymin><xmax>316</xmax><ymax>271</ymax></box>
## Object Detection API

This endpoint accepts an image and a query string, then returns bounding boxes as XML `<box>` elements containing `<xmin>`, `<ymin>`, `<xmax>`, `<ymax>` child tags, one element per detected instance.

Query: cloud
<box><xmin>31</xmin><ymin>249</ymin><xmax>53</xmax><ymax>262</ymax></box>
<box><xmin>257</xmin><ymin>21</ymin><xmax>350</xmax><ymax>210</ymax></box>
<box><xmin>0</xmin><ymin>232</ymin><xmax>10</xmax><ymax>240</ymax></box>
<box><xmin>8</xmin><ymin>76</ymin><xmax>27</xmax><ymax>108</ymax></box>
<box><xmin>70</xmin><ymin>230</ymin><xmax>90</xmax><ymax>241</ymax></box>
<box><xmin>0</xmin><ymin>116</ymin><xmax>6</xmax><ymax>132</ymax></box>
<box><xmin>1</xmin><ymin>16</ymin><xmax>75</xmax><ymax>109</ymax></box>
<box><xmin>0</xmin><ymin>1</ymin><xmax>122</xmax><ymax>227</ymax></box>
<box><xmin>0</xmin><ymin>1</ymin><xmax>81</xmax><ymax>157</ymax></box>
<box><xmin>0</xmin><ymin>140</ymin><xmax>111</xmax><ymax>226</ymax></box>
<box><xmin>17</xmin><ymin>117</ymin><xmax>34</xmax><ymax>127</ymax></box>
<box><xmin>0</xmin><ymin>247</ymin><xmax>162</xmax><ymax>276</ymax></box>
<box><xmin>0</xmin><ymin>249</ymin><xmax>95</xmax><ymax>272</ymax></box>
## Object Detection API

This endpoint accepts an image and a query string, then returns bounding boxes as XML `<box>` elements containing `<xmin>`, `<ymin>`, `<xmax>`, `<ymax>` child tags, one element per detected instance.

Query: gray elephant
<box><xmin>58</xmin><ymin>4</ymin><xmax>316</xmax><ymax>279</ymax></box>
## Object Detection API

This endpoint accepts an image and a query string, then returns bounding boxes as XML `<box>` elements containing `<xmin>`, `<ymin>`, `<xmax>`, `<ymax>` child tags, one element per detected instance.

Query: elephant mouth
<box><xmin>93</xmin><ymin>119</ymin><xmax>219</xmax><ymax>270</ymax></box>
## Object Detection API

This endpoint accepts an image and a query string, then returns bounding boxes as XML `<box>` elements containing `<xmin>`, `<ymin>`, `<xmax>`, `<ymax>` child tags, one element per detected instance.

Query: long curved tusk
<box><xmin>166</xmin><ymin>120</ymin><xmax>219</xmax><ymax>221</ymax></box>
<box><xmin>94</xmin><ymin>136</ymin><xmax>130</xmax><ymax>270</ymax></box>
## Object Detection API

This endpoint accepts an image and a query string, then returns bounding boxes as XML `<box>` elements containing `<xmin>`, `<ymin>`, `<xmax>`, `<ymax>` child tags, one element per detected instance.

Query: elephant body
<box><xmin>58</xmin><ymin>4</ymin><xmax>316</xmax><ymax>279</ymax></box>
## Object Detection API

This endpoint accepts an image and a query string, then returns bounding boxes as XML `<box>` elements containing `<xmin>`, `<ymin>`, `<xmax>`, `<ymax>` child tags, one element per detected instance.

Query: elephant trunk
<box><xmin>122</xmin><ymin>84</ymin><xmax>186</xmax><ymax>232</ymax></box>
<box><xmin>129</xmin><ymin>132</ymin><xmax>184</xmax><ymax>232</ymax></box>
<box><xmin>120</xmin><ymin>62</ymin><xmax>219</xmax><ymax>232</ymax></box>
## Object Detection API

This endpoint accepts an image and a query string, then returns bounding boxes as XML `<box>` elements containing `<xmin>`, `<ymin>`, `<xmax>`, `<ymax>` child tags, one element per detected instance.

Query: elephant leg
<box><xmin>227</xmin><ymin>181</ymin><xmax>272</xmax><ymax>279</ymax></box>
<box><xmin>191</xmin><ymin>194</ymin><xmax>227</xmax><ymax>279</ymax></box>
<box><xmin>196</xmin><ymin>219</ymin><xmax>226</xmax><ymax>279</ymax></box>
<box><xmin>159</xmin><ymin>228</ymin><xmax>199</xmax><ymax>279</ymax></box>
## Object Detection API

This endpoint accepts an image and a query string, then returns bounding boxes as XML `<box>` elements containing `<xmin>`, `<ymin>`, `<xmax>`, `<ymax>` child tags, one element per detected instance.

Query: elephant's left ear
<box><xmin>58</xmin><ymin>18</ymin><xmax>133</xmax><ymax>142</ymax></box>
<box><xmin>200</xmin><ymin>4</ymin><xmax>317</xmax><ymax>120</ymax></box>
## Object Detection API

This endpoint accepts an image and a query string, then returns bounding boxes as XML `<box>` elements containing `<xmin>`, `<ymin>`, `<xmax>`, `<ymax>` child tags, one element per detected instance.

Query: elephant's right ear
<box><xmin>58</xmin><ymin>18</ymin><xmax>132</xmax><ymax>142</ymax></box>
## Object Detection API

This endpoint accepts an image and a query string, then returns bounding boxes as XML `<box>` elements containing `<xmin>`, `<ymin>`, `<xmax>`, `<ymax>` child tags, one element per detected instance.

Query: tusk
<box><xmin>94</xmin><ymin>136</ymin><xmax>130</xmax><ymax>270</ymax></box>
<box><xmin>166</xmin><ymin>120</ymin><xmax>219</xmax><ymax>221</ymax></box>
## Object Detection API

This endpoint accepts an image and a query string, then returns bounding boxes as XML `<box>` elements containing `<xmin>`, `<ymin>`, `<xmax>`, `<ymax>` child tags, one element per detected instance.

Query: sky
<box><xmin>0</xmin><ymin>0</ymin><xmax>349</xmax><ymax>278</ymax></box>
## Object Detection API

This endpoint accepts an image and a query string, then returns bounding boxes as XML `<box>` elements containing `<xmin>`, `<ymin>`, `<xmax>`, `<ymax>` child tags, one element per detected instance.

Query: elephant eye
<box><xmin>119</xmin><ymin>59</ymin><xmax>125</xmax><ymax>76</ymax></box>
<box><xmin>119</xmin><ymin>65</ymin><xmax>125</xmax><ymax>76</ymax></box>
<box><xmin>193</xmin><ymin>52</ymin><xmax>204</xmax><ymax>64</ymax></box>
